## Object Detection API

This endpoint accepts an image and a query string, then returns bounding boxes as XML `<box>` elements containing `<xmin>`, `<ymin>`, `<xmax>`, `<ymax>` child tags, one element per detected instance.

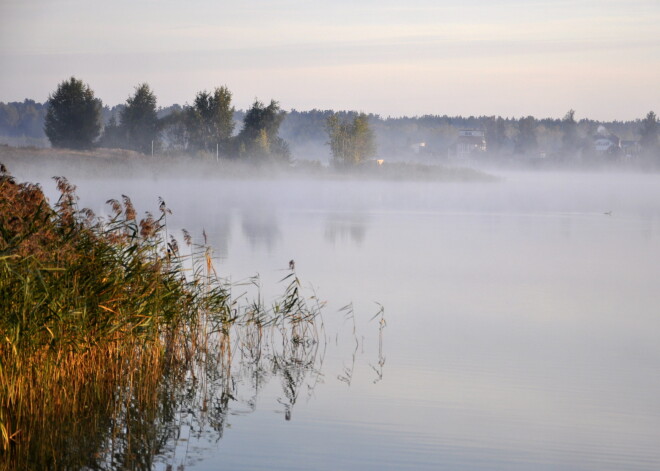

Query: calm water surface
<box><xmin>35</xmin><ymin>171</ymin><xmax>660</xmax><ymax>470</ymax></box>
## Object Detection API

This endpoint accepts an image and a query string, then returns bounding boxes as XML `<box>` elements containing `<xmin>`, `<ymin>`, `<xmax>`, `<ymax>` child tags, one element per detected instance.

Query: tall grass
<box><xmin>0</xmin><ymin>164</ymin><xmax>321</xmax><ymax>469</ymax></box>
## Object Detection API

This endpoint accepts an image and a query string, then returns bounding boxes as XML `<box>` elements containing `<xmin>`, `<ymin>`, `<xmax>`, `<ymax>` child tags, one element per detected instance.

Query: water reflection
<box><xmin>156</xmin><ymin>298</ymin><xmax>383</xmax><ymax>469</ymax></box>
<box><xmin>11</xmin><ymin>173</ymin><xmax>660</xmax><ymax>470</ymax></box>
<box><xmin>241</xmin><ymin>208</ymin><xmax>281</xmax><ymax>250</ymax></box>
<box><xmin>4</xmin><ymin>280</ymin><xmax>384</xmax><ymax>471</ymax></box>
<box><xmin>324</xmin><ymin>212</ymin><xmax>369</xmax><ymax>245</ymax></box>
<box><xmin>195</xmin><ymin>211</ymin><xmax>231</xmax><ymax>261</ymax></box>
<box><xmin>336</xmin><ymin>303</ymin><xmax>361</xmax><ymax>387</ymax></box>
<box><xmin>370</xmin><ymin>304</ymin><xmax>386</xmax><ymax>384</ymax></box>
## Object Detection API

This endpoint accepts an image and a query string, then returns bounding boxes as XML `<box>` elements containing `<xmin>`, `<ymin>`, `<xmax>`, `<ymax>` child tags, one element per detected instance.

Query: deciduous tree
<box><xmin>188</xmin><ymin>86</ymin><xmax>235</xmax><ymax>154</ymax></box>
<box><xmin>236</xmin><ymin>99</ymin><xmax>289</xmax><ymax>161</ymax></box>
<box><xmin>99</xmin><ymin>116</ymin><xmax>124</xmax><ymax>149</ymax></box>
<box><xmin>326</xmin><ymin>112</ymin><xmax>376</xmax><ymax>166</ymax></box>
<box><xmin>44</xmin><ymin>77</ymin><xmax>102</xmax><ymax>149</ymax></box>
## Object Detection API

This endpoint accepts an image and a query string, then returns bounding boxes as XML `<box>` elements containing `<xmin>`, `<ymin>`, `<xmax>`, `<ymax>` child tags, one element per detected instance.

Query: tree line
<box><xmin>43</xmin><ymin>77</ymin><xmax>292</xmax><ymax>163</ymax></box>
<box><xmin>41</xmin><ymin>77</ymin><xmax>378</xmax><ymax>166</ymax></box>
<box><xmin>1</xmin><ymin>77</ymin><xmax>658</xmax><ymax>166</ymax></box>
<box><xmin>281</xmin><ymin>109</ymin><xmax>659</xmax><ymax>164</ymax></box>
<box><xmin>0</xmin><ymin>100</ymin><xmax>46</xmax><ymax>138</ymax></box>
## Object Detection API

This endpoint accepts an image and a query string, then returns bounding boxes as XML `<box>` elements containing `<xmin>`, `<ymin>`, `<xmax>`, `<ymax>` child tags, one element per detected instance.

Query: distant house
<box><xmin>455</xmin><ymin>129</ymin><xmax>486</xmax><ymax>158</ymax></box>
<box><xmin>621</xmin><ymin>140</ymin><xmax>640</xmax><ymax>158</ymax></box>
<box><xmin>410</xmin><ymin>142</ymin><xmax>427</xmax><ymax>154</ymax></box>
<box><xmin>593</xmin><ymin>133</ymin><xmax>620</xmax><ymax>154</ymax></box>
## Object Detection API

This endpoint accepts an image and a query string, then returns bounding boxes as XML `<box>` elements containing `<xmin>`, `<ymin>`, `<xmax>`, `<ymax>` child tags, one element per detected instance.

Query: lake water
<box><xmin>29</xmin><ymin>170</ymin><xmax>660</xmax><ymax>470</ymax></box>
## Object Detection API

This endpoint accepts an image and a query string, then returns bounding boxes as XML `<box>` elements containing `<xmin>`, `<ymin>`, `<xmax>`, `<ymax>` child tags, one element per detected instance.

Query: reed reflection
<box><xmin>370</xmin><ymin>304</ymin><xmax>386</xmax><ymax>384</ymax></box>
<box><xmin>3</xmin><ymin>271</ymin><xmax>384</xmax><ymax>471</ymax></box>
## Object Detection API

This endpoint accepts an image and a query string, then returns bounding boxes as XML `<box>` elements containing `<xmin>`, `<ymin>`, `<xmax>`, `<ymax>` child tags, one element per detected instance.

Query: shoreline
<box><xmin>0</xmin><ymin>144</ymin><xmax>496</xmax><ymax>182</ymax></box>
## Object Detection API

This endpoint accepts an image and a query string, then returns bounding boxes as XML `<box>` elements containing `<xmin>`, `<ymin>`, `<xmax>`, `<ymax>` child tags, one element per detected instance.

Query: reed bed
<box><xmin>0</xmin><ymin>164</ymin><xmax>323</xmax><ymax>470</ymax></box>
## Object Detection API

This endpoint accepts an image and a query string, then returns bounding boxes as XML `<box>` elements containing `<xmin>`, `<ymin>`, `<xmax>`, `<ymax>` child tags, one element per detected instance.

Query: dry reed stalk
<box><xmin>1</xmin><ymin>166</ymin><xmax>326</xmax><ymax>469</ymax></box>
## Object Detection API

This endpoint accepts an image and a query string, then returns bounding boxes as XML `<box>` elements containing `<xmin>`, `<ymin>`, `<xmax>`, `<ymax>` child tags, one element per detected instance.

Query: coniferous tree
<box><xmin>639</xmin><ymin>111</ymin><xmax>658</xmax><ymax>157</ymax></box>
<box><xmin>44</xmin><ymin>77</ymin><xmax>102</xmax><ymax>149</ymax></box>
<box><xmin>514</xmin><ymin>116</ymin><xmax>538</xmax><ymax>156</ymax></box>
<box><xmin>484</xmin><ymin>116</ymin><xmax>508</xmax><ymax>155</ymax></box>
<box><xmin>560</xmin><ymin>109</ymin><xmax>582</xmax><ymax>157</ymax></box>
<box><xmin>120</xmin><ymin>83</ymin><xmax>159</xmax><ymax>154</ymax></box>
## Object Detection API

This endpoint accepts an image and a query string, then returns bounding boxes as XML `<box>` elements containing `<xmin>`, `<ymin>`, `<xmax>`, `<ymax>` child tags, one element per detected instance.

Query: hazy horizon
<box><xmin>1</xmin><ymin>0</ymin><xmax>659</xmax><ymax>121</ymax></box>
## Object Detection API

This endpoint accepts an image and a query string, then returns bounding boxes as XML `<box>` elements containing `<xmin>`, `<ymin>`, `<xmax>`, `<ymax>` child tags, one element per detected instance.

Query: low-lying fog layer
<box><xmin>9</xmin><ymin>164</ymin><xmax>660</xmax><ymax>470</ymax></box>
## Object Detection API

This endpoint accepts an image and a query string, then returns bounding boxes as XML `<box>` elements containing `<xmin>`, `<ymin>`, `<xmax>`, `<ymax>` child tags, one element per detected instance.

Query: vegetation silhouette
<box><xmin>0</xmin><ymin>166</ymin><xmax>385</xmax><ymax>469</ymax></box>
<box><xmin>44</xmin><ymin>77</ymin><xmax>102</xmax><ymax>150</ymax></box>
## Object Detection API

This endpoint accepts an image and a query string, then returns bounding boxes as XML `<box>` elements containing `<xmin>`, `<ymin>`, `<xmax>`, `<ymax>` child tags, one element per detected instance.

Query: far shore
<box><xmin>0</xmin><ymin>144</ymin><xmax>497</xmax><ymax>182</ymax></box>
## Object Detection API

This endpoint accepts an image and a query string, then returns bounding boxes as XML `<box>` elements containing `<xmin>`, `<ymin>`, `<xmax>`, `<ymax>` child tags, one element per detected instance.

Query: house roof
<box><xmin>593</xmin><ymin>134</ymin><xmax>620</xmax><ymax>144</ymax></box>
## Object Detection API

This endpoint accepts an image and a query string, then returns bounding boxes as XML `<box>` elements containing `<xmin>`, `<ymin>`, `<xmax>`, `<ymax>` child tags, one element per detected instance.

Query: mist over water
<box><xmin>10</xmin><ymin>164</ymin><xmax>660</xmax><ymax>470</ymax></box>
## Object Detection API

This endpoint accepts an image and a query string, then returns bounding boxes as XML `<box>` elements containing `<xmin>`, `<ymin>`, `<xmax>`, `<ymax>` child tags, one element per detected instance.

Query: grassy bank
<box><xmin>0</xmin><ymin>144</ymin><xmax>496</xmax><ymax>182</ymax></box>
<box><xmin>0</xmin><ymin>165</ymin><xmax>320</xmax><ymax>469</ymax></box>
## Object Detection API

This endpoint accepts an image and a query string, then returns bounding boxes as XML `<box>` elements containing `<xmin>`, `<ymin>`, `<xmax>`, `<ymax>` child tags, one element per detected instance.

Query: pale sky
<box><xmin>1</xmin><ymin>0</ymin><xmax>658</xmax><ymax>120</ymax></box>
